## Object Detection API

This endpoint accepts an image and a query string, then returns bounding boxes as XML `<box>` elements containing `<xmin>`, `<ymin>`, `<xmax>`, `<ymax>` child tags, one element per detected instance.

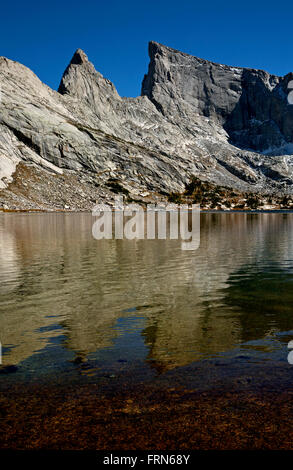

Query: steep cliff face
<box><xmin>142</xmin><ymin>41</ymin><xmax>244</xmax><ymax>123</ymax></box>
<box><xmin>142</xmin><ymin>42</ymin><xmax>293</xmax><ymax>153</ymax></box>
<box><xmin>1</xmin><ymin>42</ymin><xmax>293</xmax><ymax>210</ymax></box>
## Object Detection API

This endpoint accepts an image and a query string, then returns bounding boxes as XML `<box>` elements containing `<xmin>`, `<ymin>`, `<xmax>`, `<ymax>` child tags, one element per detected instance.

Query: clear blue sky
<box><xmin>1</xmin><ymin>0</ymin><xmax>293</xmax><ymax>97</ymax></box>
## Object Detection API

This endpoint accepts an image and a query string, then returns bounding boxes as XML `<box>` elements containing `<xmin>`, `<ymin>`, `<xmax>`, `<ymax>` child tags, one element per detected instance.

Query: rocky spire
<box><xmin>58</xmin><ymin>48</ymin><xmax>94</xmax><ymax>95</ymax></box>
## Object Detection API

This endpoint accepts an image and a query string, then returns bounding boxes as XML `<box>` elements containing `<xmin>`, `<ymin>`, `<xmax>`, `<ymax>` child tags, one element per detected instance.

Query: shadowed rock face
<box><xmin>1</xmin><ymin>41</ymin><xmax>293</xmax><ymax>205</ymax></box>
<box><xmin>225</xmin><ymin>70</ymin><xmax>293</xmax><ymax>152</ymax></box>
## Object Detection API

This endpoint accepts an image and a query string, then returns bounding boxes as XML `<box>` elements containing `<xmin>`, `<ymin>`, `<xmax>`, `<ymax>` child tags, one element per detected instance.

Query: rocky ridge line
<box><xmin>1</xmin><ymin>42</ymin><xmax>293</xmax><ymax>210</ymax></box>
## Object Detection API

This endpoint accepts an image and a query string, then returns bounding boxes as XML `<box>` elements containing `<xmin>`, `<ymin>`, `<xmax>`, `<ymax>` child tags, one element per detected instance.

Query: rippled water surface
<box><xmin>1</xmin><ymin>212</ymin><xmax>293</xmax><ymax>390</ymax></box>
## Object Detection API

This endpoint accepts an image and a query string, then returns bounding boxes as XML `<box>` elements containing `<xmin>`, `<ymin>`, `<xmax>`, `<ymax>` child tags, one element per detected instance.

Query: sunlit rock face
<box><xmin>1</xmin><ymin>42</ymin><xmax>293</xmax><ymax>202</ymax></box>
<box><xmin>142</xmin><ymin>41</ymin><xmax>245</xmax><ymax>124</ymax></box>
<box><xmin>142</xmin><ymin>42</ymin><xmax>293</xmax><ymax>153</ymax></box>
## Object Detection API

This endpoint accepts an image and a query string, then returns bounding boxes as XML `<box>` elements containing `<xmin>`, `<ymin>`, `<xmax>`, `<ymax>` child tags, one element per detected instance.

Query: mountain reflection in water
<box><xmin>0</xmin><ymin>212</ymin><xmax>293</xmax><ymax>376</ymax></box>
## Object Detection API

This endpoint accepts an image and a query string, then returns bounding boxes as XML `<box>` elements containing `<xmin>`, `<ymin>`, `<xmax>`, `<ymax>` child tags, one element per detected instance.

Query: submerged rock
<box><xmin>0</xmin><ymin>365</ymin><xmax>18</xmax><ymax>374</ymax></box>
<box><xmin>71</xmin><ymin>356</ymin><xmax>88</xmax><ymax>365</ymax></box>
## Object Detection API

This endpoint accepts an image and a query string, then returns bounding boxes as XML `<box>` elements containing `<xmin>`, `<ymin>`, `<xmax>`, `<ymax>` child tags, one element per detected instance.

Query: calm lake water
<box><xmin>1</xmin><ymin>212</ymin><xmax>293</xmax><ymax>391</ymax></box>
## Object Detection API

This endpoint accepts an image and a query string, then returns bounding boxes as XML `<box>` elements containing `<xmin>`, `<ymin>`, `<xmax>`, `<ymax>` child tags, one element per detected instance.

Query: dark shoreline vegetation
<box><xmin>2</xmin><ymin>183</ymin><xmax>293</xmax><ymax>213</ymax></box>
<box><xmin>168</xmin><ymin>176</ymin><xmax>293</xmax><ymax>211</ymax></box>
<box><xmin>1</xmin><ymin>164</ymin><xmax>292</xmax><ymax>213</ymax></box>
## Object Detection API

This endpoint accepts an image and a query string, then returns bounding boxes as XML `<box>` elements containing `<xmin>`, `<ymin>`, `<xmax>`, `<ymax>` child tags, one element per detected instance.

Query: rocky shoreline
<box><xmin>1</xmin><ymin>163</ymin><xmax>293</xmax><ymax>213</ymax></box>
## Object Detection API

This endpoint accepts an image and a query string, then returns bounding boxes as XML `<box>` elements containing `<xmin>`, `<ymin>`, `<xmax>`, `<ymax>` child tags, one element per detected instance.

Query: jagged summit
<box><xmin>147</xmin><ymin>40</ymin><xmax>281</xmax><ymax>74</ymax></box>
<box><xmin>58</xmin><ymin>48</ymin><xmax>95</xmax><ymax>95</ymax></box>
<box><xmin>69</xmin><ymin>48</ymin><xmax>89</xmax><ymax>65</ymax></box>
